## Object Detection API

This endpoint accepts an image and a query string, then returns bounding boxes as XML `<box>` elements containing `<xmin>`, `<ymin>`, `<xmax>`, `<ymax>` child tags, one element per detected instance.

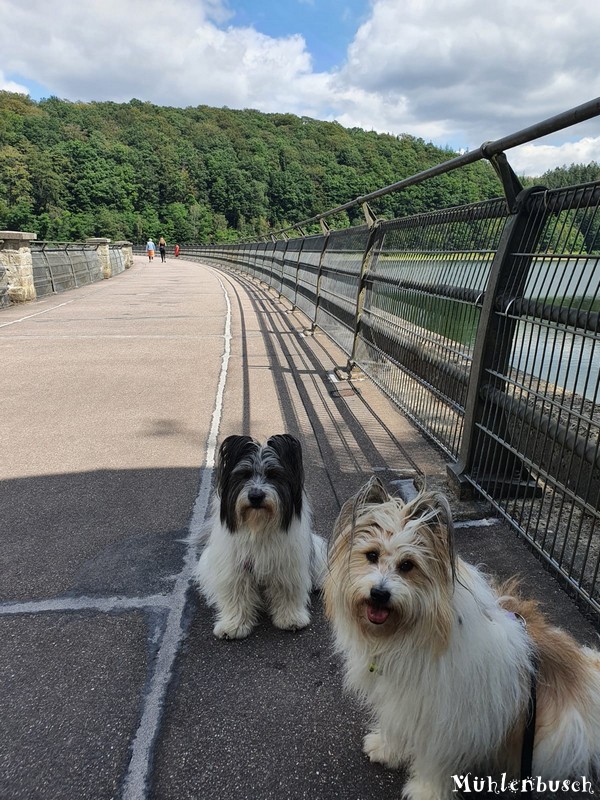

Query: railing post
<box><xmin>65</xmin><ymin>243</ymin><xmax>77</xmax><ymax>287</ymax></box>
<box><xmin>483</xmin><ymin>148</ymin><xmax>524</xmax><ymax>213</ymax></box>
<box><xmin>342</xmin><ymin>203</ymin><xmax>382</xmax><ymax>378</ymax></box>
<box><xmin>447</xmin><ymin>185</ymin><xmax>549</xmax><ymax>498</ymax></box>
<box><xmin>277</xmin><ymin>235</ymin><xmax>289</xmax><ymax>299</ymax></box>
<box><xmin>267</xmin><ymin>235</ymin><xmax>277</xmax><ymax>291</ymax></box>
<box><xmin>309</xmin><ymin>222</ymin><xmax>331</xmax><ymax>333</ymax></box>
<box><xmin>288</xmin><ymin>226</ymin><xmax>307</xmax><ymax>311</ymax></box>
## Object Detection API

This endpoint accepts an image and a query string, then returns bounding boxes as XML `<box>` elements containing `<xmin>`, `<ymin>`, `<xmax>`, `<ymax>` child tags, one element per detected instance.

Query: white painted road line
<box><xmin>0</xmin><ymin>594</ymin><xmax>171</xmax><ymax>615</ymax></box>
<box><xmin>0</xmin><ymin>299</ymin><xmax>76</xmax><ymax>328</ymax></box>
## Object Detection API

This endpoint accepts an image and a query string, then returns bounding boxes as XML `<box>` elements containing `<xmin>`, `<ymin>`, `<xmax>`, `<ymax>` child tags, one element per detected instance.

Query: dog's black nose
<box><xmin>248</xmin><ymin>488</ymin><xmax>266</xmax><ymax>507</ymax></box>
<box><xmin>370</xmin><ymin>587</ymin><xmax>391</xmax><ymax>605</ymax></box>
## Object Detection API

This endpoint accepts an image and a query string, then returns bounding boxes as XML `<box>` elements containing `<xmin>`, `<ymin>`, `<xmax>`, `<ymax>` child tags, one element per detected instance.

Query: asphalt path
<box><xmin>1</xmin><ymin>256</ymin><xmax>597</xmax><ymax>800</ymax></box>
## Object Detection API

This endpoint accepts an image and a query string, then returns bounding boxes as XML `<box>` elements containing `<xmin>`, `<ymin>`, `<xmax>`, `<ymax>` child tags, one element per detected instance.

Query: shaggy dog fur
<box><xmin>324</xmin><ymin>478</ymin><xmax>600</xmax><ymax>800</ymax></box>
<box><xmin>195</xmin><ymin>434</ymin><xmax>327</xmax><ymax>639</ymax></box>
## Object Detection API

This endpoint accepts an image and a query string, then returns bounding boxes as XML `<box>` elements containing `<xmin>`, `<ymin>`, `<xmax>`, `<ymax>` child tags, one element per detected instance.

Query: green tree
<box><xmin>0</xmin><ymin>90</ymin><xmax>528</xmax><ymax>243</ymax></box>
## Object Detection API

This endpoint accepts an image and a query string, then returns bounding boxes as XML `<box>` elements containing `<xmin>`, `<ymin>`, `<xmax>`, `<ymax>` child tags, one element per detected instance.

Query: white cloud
<box><xmin>336</xmin><ymin>0</ymin><xmax>600</xmax><ymax>151</ymax></box>
<box><xmin>510</xmin><ymin>137</ymin><xmax>600</xmax><ymax>176</ymax></box>
<box><xmin>0</xmin><ymin>0</ymin><xmax>323</xmax><ymax>110</ymax></box>
<box><xmin>0</xmin><ymin>70</ymin><xmax>28</xmax><ymax>95</ymax></box>
<box><xmin>0</xmin><ymin>0</ymin><xmax>599</xmax><ymax>175</ymax></box>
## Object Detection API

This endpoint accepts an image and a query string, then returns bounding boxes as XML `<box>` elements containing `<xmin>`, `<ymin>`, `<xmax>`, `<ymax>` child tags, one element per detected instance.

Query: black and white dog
<box><xmin>194</xmin><ymin>434</ymin><xmax>327</xmax><ymax>639</ymax></box>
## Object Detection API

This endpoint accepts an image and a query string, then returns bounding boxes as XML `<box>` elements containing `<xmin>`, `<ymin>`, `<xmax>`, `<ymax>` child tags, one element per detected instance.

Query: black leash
<box><xmin>520</xmin><ymin>655</ymin><xmax>538</xmax><ymax>799</ymax></box>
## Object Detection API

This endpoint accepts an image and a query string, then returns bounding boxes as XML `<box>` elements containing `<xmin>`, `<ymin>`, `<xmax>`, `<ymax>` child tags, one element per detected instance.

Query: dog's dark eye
<box><xmin>365</xmin><ymin>550</ymin><xmax>379</xmax><ymax>563</ymax></box>
<box><xmin>398</xmin><ymin>560</ymin><xmax>414</xmax><ymax>573</ymax></box>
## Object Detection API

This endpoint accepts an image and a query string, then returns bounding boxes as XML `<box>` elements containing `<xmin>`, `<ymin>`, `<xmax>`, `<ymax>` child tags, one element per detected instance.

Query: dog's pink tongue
<box><xmin>367</xmin><ymin>605</ymin><xmax>390</xmax><ymax>624</ymax></box>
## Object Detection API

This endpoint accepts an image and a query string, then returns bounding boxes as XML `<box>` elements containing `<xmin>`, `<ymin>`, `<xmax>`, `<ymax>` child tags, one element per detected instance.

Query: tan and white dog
<box><xmin>324</xmin><ymin>478</ymin><xmax>600</xmax><ymax>800</ymax></box>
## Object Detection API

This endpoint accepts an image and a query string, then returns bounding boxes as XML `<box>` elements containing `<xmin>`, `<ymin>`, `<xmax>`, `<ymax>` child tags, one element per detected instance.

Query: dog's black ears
<box><xmin>266</xmin><ymin>433</ymin><xmax>302</xmax><ymax>457</ymax></box>
<box><xmin>266</xmin><ymin>434</ymin><xmax>304</xmax><ymax>481</ymax></box>
<box><xmin>266</xmin><ymin>434</ymin><xmax>304</xmax><ymax>522</ymax></box>
<box><xmin>217</xmin><ymin>435</ymin><xmax>257</xmax><ymax>487</ymax></box>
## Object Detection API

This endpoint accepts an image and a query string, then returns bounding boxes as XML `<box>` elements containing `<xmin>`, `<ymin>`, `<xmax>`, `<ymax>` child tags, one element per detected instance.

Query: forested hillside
<box><xmin>0</xmin><ymin>91</ymin><xmax>514</xmax><ymax>243</ymax></box>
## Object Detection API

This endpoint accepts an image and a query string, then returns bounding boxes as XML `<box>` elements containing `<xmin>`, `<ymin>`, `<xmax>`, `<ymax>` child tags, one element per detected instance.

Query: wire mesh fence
<box><xmin>109</xmin><ymin>245</ymin><xmax>126</xmax><ymax>277</ymax></box>
<box><xmin>30</xmin><ymin>242</ymin><xmax>103</xmax><ymax>297</ymax></box>
<box><xmin>28</xmin><ymin>241</ymin><xmax>133</xmax><ymax>297</ymax></box>
<box><xmin>357</xmin><ymin>199</ymin><xmax>508</xmax><ymax>457</ymax></box>
<box><xmin>0</xmin><ymin>262</ymin><xmax>8</xmax><ymax>309</ymax></box>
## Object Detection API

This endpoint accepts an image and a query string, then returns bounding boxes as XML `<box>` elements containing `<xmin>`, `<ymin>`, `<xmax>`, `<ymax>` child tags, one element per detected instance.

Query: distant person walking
<box><xmin>174</xmin><ymin>244</ymin><xmax>180</xmax><ymax>258</ymax></box>
<box><xmin>158</xmin><ymin>236</ymin><xmax>167</xmax><ymax>263</ymax></box>
<box><xmin>146</xmin><ymin>238</ymin><xmax>155</xmax><ymax>261</ymax></box>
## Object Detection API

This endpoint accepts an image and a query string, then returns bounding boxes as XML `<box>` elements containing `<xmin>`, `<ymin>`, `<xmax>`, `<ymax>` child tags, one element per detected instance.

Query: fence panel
<box><xmin>315</xmin><ymin>226</ymin><xmax>370</xmax><ymax>356</ymax></box>
<box><xmin>282</xmin><ymin>238</ymin><xmax>303</xmax><ymax>303</ymax></box>
<box><xmin>270</xmin><ymin>240</ymin><xmax>287</xmax><ymax>295</ymax></box>
<box><xmin>109</xmin><ymin>246</ymin><xmax>126</xmax><ymax>276</ymax></box>
<box><xmin>69</xmin><ymin>245</ymin><xmax>99</xmax><ymax>285</ymax></box>
<box><xmin>356</xmin><ymin>199</ymin><xmax>508</xmax><ymax>457</ymax></box>
<box><xmin>464</xmin><ymin>183</ymin><xmax>600</xmax><ymax>612</ymax></box>
<box><xmin>31</xmin><ymin>243</ymin><xmax>104</xmax><ymax>296</ymax></box>
<box><xmin>295</xmin><ymin>234</ymin><xmax>327</xmax><ymax>322</ymax></box>
<box><xmin>30</xmin><ymin>245</ymin><xmax>55</xmax><ymax>297</ymax></box>
<box><xmin>254</xmin><ymin>242</ymin><xmax>271</xmax><ymax>284</ymax></box>
<box><xmin>0</xmin><ymin>262</ymin><xmax>8</xmax><ymax>308</ymax></box>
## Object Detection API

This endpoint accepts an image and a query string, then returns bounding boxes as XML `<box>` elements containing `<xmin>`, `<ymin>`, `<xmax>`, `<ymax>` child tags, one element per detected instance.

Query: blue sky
<box><xmin>229</xmin><ymin>0</ymin><xmax>369</xmax><ymax>72</ymax></box>
<box><xmin>1</xmin><ymin>0</ymin><xmax>600</xmax><ymax>175</ymax></box>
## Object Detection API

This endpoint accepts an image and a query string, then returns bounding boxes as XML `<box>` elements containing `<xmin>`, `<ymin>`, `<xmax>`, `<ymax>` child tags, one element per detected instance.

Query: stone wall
<box><xmin>0</xmin><ymin>231</ymin><xmax>37</xmax><ymax>305</ymax></box>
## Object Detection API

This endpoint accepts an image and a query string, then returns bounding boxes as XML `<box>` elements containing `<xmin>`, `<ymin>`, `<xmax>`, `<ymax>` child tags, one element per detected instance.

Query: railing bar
<box><xmin>364</xmin><ymin>339</ymin><xmax>466</xmax><ymax>415</ymax></box>
<box><xmin>362</xmin><ymin>363</ymin><xmax>459</xmax><ymax>459</ymax></box>
<box><xmin>481</xmin><ymin>384</ymin><xmax>600</xmax><ymax>470</ymax></box>
<box><xmin>473</xmin><ymin>422</ymin><xmax>600</xmax><ymax>520</ymax></box>
<box><xmin>485</xmin><ymin>367</ymin><xmax>599</xmax><ymax>430</ymax></box>
<box><xmin>365</xmin><ymin>307</ymin><xmax>474</xmax><ymax>363</ymax></box>
<box><xmin>464</xmin><ymin>476</ymin><xmax>600</xmax><ymax>613</ymax></box>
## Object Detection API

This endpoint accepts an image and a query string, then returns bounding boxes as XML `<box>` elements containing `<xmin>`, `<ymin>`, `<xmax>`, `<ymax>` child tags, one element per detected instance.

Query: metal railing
<box><xmin>179</xmin><ymin>98</ymin><xmax>600</xmax><ymax>618</ymax></box>
<box><xmin>30</xmin><ymin>242</ymin><xmax>128</xmax><ymax>297</ymax></box>
<box><xmin>30</xmin><ymin>242</ymin><xmax>104</xmax><ymax>296</ymax></box>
